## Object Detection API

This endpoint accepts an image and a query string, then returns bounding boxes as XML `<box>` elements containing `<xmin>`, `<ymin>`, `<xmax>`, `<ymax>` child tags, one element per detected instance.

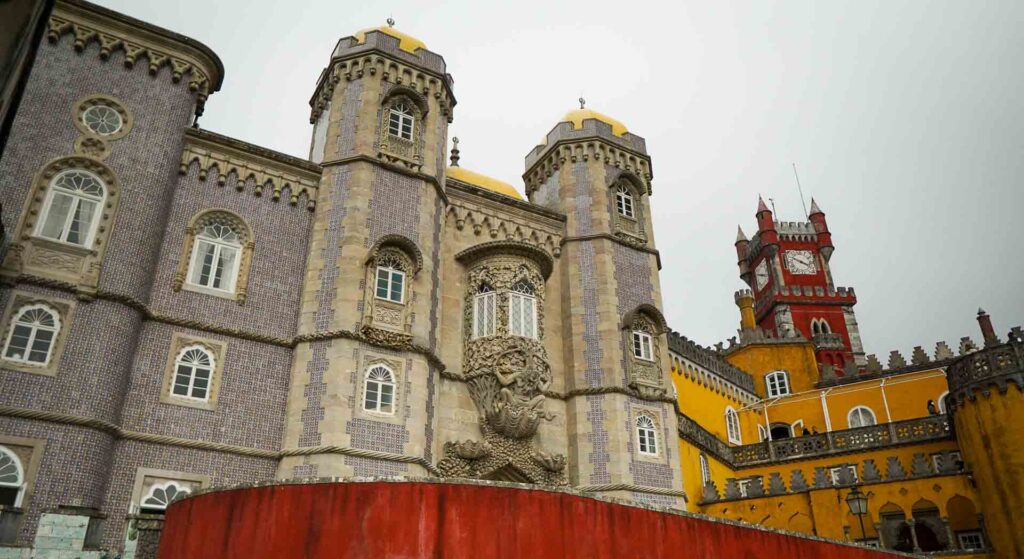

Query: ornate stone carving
<box><xmin>361</xmin><ymin>244</ymin><xmax>417</xmax><ymax>335</ymax></box>
<box><xmin>625</xmin><ymin>314</ymin><xmax>666</xmax><ymax>398</ymax></box>
<box><xmin>172</xmin><ymin>210</ymin><xmax>254</xmax><ymax>305</ymax></box>
<box><xmin>377</xmin><ymin>90</ymin><xmax>426</xmax><ymax>172</ymax></box>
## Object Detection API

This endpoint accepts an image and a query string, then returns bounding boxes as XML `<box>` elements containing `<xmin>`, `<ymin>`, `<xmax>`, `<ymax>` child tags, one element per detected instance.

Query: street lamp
<box><xmin>846</xmin><ymin>485</ymin><xmax>869</xmax><ymax>543</ymax></box>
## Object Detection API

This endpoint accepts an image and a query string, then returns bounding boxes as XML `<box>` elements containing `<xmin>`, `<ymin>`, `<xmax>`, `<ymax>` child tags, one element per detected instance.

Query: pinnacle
<box><xmin>809</xmin><ymin>197</ymin><xmax>823</xmax><ymax>215</ymax></box>
<box><xmin>978</xmin><ymin>308</ymin><xmax>987</xmax><ymax>315</ymax></box>
<box><xmin>757</xmin><ymin>196</ymin><xmax>770</xmax><ymax>214</ymax></box>
<box><xmin>735</xmin><ymin>226</ymin><xmax>748</xmax><ymax>243</ymax></box>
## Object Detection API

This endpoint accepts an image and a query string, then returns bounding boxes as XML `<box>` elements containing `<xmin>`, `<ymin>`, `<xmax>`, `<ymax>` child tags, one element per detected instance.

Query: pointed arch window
<box><xmin>3</xmin><ymin>304</ymin><xmax>60</xmax><ymax>366</ymax></box>
<box><xmin>140</xmin><ymin>481</ymin><xmax>190</xmax><ymax>515</ymax></box>
<box><xmin>765</xmin><ymin>370</ymin><xmax>791</xmax><ymax>398</ymax></box>
<box><xmin>636</xmin><ymin>415</ymin><xmax>658</xmax><ymax>456</ymax></box>
<box><xmin>615</xmin><ymin>184</ymin><xmax>635</xmax><ymax>219</ymax></box>
<box><xmin>725</xmin><ymin>407</ymin><xmax>742</xmax><ymax>445</ymax></box>
<box><xmin>472</xmin><ymin>285</ymin><xmax>496</xmax><ymax>339</ymax></box>
<box><xmin>0</xmin><ymin>446</ymin><xmax>25</xmax><ymax>507</ymax></box>
<box><xmin>37</xmin><ymin>170</ymin><xmax>106</xmax><ymax>247</ymax></box>
<box><xmin>699</xmin><ymin>454</ymin><xmax>712</xmax><ymax>486</ymax></box>
<box><xmin>172</xmin><ymin>345</ymin><xmax>214</xmax><ymax>401</ymax></box>
<box><xmin>375</xmin><ymin>255</ymin><xmax>406</xmax><ymax>304</ymax></box>
<box><xmin>509</xmin><ymin>281</ymin><xmax>537</xmax><ymax>339</ymax></box>
<box><xmin>364</xmin><ymin>364</ymin><xmax>396</xmax><ymax>414</ymax></box>
<box><xmin>388</xmin><ymin>102</ymin><xmax>414</xmax><ymax>141</ymax></box>
<box><xmin>847</xmin><ymin>405</ymin><xmax>877</xmax><ymax>428</ymax></box>
<box><xmin>188</xmin><ymin>223</ymin><xmax>242</xmax><ymax>293</ymax></box>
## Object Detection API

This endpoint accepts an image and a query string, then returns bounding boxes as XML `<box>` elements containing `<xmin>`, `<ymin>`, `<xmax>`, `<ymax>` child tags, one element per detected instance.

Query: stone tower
<box><xmin>278</xmin><ymin>25</ymin><xmax>454</xmax><ymax>478</ymax></box>
<box><xmin>523</xmin><ymin>108</ymin><xmax>686</xmax><ymax>507</ymax></box>
<box><xmin>946</xmin><ymin>312</ymin><xmax>1024</xmax><ymax>558</ymax></box>
<box><xmin>736</xmin><ymin>197</ymin><xmax>866</xmax><ymax>371</ymax></box>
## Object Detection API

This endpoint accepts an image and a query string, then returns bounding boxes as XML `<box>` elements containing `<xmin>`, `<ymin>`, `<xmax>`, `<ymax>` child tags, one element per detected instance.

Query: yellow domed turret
<box><xmin>354</xmin><ymin>20</ymin><xmax>426</xmax><ymax>54</ymax></box>
<box><xmin>561</xmin><ymin>108</ymin><xmax>629</xmax><ymax>137</ymax></box>
<box><xmin>446</xmin><ymin>167</ymin><xmax>524</xmax><ymax>200</ymax></box>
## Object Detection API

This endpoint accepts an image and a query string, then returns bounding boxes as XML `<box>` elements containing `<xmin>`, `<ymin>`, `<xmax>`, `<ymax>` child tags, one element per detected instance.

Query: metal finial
<box><xmin>386</xmin><ymin>17</ymin><xmax>395</xmax><ymax>27</ymax></box>
<box><xmin>578</xmin><ymin>97</ymin><xmax>586</xmax><ymax>109</ymax></box>
<box><xmin>449</xmin><ymin>136</ymin><xmax>460</xmax><ymax>167</ymax></box>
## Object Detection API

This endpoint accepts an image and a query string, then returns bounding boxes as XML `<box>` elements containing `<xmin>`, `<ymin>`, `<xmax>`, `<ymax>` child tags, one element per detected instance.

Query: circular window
<box><xmin>82</xmin><ymin>105</ymin><xmax>123</xmax><ymax>135</ymax></box>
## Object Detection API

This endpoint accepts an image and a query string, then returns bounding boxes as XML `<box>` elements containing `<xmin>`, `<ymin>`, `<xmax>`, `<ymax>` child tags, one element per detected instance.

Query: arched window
<box><xmin>140</xmin><ymin>481</ymin><xmax>190</xmax><ymax>514</ymax></box>
<box><xmin>847</xmin><ymin>405</ymin><xmax>877</xmax><ymax>428</ymax></box>
<box><xmin>171</xmin><ymin>345</ymin><xmax>215</xmax><ymax>401</ymax></box>
<box><xmin>508</xmin><ymin>281</ymin><xmax>537</xmax><ymax>339</ymax></box>
<box><xmin>37</xmin><ymin>169</ymin><xmax>105</xmax><ymax>247</ymax></box>
<box><xmin>0</xmin><ymin>446</ymin><xmax>25</xmax><ymax>507</ymax></box>
<box><xmin>699</xmin><ymin>454</ymin><xmax>712</xmax><ymax>486</ymax></box>
<box><xmin>819</xmin><ymin>320</ymin><xmax>831</xmax><ymax>334</ymax></box>
<box><xmin>765</xmin><ymin>371</ymin><xmax>790</xmax><ymax>398</ymax></box>
<box><xmin>636</xmin><ymin>415</ymin><xmax>658</xmax><ymax>456</ymax></box>
<box><xmin>363</xmin><ymin>364</ymin><xmax>396</xmax><ymax>414</ymax></box>
<box><xmin>188</xmin><ymin>222</ymin><xmax>242</xmax><ymax>293</ymax></box>
<box><xmin>388</xmin><ymin>102</ymin><xmax>414</xmax><ymax>141</ymax></box>
<box><xmin>3</xmin><ymin>304</ymin><xmax>60</xmax><ymax>365</ymax></box>
<box><xmin>375</xmin><ymin>255</ymin><xmax>405</xmax><ymax>304</ymax></box>
<box><xmin>615</xmin><ymin>184</ymin><xmax>635</xmax><ymax>219</ymax></box>
<box><xmin>725</xmin><ymin>407</ymin><xmax>742</xmax><ymax>445</ymax></box>
<box><xmin>472</xmin><ymin>285</ymin><xmax>496</xmax><ymax>339</ymax></box>
<box><xmin>632</xmin><ymin>330</ymin><xmax>654</xmax><ymax>361</ymax></box>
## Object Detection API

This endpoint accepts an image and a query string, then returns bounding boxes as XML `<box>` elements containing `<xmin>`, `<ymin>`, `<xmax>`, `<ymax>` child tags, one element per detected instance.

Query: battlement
<box><xmin>734</xmin><ymin>289</ymin><xmax>753</xmax><ymax>302</ymax></box>
<box><xmin>668</xmin><ymin>331</ymin><xmax>758</xmax><ymax>394</ymax></box>
<box><xmin>753</xmin><ymin>285</ymin><xmax>856</xmax><ymax>317</ymax></box>
<box><xmin>774</xmin><ymin>220</ymin><xmax>819</xmax><ymax>242</ymax></box>
<box><xmin>946</xmin><ymin>328</ymin><xmax>1024</xmax><ymax>407</ymax></box>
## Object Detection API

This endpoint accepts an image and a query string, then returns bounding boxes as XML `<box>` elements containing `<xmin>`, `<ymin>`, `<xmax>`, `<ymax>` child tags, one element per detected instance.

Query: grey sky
<box><xmin>97</xmin><ymin>0</ymin><xmax>1024</xmax><ymax>357</ymax></box>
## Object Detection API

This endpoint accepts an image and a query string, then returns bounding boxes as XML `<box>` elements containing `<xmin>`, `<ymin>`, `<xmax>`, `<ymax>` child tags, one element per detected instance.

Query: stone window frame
<box><xmin>72</xmin><ymin>94</ymin><xmax>134</xmax><ymax>141</ymax></box>
<box><xmin>361</xmin><ymin>236</ymin><xmax>423</xmax><ymax>335</ymax></box>
<box><xmin>36</xmin><ymin>169</ymin><xmax>107</xmax><ymax>248</ymax></box>
<box><xmin>620</xmin><ymin>305</ymin><xmax>669</xmax><ymax>399</ymax></box>
<box><xmin>635</xmin><ymin>414</ymin><xmax>659</xmax><ymax>457</ymax></box>
<box><xmin>159</xmin><ymin>333</ymin><xmax>227</xmax><ymax>412</ymax></box>
<box><xmin>0</xmin><ymin>291</ymin><xmax>75</xmax><ymax>377</ymax></box>
<box><xmin>631</xmin><ymin>408</ymin><xmax>665</xmax><ymax>463</ymax></box>
<box><xmin>1</xmin><ymin>156</ymin><xmax>121</xmax><ymax>291</ymax></box>
<box><xmin>377</xmin><ymin>87</ymin><xmax>428</xmax><ymax>168</ymax></box>
<box><xmin>1</xmin><ymin>303</ymin><xmax>60</xmax><ymax>368</ymax></box>
<box><xmin>355</xmin><ymin>356</ymin><xmax>405</xmax><ymax>423</ymax></box>
<box><xmin>0</xmin><ymin>435</ymin><xmax>45</xmax><ymax>513</ymax></box>
<box><xmin>725</xmin><ymin>406</ymin><xmax>742</xmax><ymax>445</ymax></box>
<box><xmin>810</xmin><ymin>318</ymin><xmax>832</xmax><ymax>335</ymax></box>
<box><xmin>463</xmin><ymin>258</ymin><xmax>547</xmax><ymax>343</ymax></box>
<box><xmin>129</xmin><ymin>468</ymin><xmax>209</xmax><ymax>515</ymax></box>
<box><xmin>361</xmin><ymin>362</ymin><xmax>398</xmax><ymax>416</ymax></box>
<box><xmin>608</xmin><ymin>173</ymin><xmax>648</xmax><ymax>245</ymax></box>
<box><xmin>847</xmin><ymin>405</ymin><xmax>877</xmax><ymax>428</ymax></box>
<box><xmin>173</xmin><ymin>209</ymin><xmax>254</xmax><ymax>305</ymax></box>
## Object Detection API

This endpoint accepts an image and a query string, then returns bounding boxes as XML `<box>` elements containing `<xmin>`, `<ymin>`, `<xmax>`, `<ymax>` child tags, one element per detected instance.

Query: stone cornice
<box><xmin>50</xmin><ymin>0</ymin><xmax>223</xmax><ymax>115</ymax></box>
<box><xmin>560</xmin><ymin>234</ymin><xmax>662</xmax><ymax>270</ymax></box>
<box><xmin>454</xmin><ymin>241</ymin><xmax>556</xmax><ymax>279</ymax></box>
<box><xmin>447</xmin><ymin>180</ymin><xmax>566</xmax><ymax>224</ymax></box>
<box><xmin>523</xmin><ymin>138</ymin><xmax>654</xmax><ymax>198</ymax></box>
<box><xmin>181</xmin><ymin>128</ymin><xmax>321</xmax><ymax>210</ymax></box>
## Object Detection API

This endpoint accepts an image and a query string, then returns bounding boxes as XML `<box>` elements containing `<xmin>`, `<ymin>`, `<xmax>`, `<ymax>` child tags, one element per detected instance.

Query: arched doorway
<box><xmin>770</xmin><ymin>423</ymin><xmax>792</xmax><ymax>440</ymax></box>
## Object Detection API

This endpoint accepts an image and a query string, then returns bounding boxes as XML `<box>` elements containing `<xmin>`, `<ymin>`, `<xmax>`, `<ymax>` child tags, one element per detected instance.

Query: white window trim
<box><xmin>847</xmin><ymin>405</ymin><xmax>877</xmax><ymax>428</ymax></box>
<box><xmin>170</xmin><ymin>345</ymin><xmax>215</xmax><ymax>402</ymax></box>
<box><xmin>139</xmin><ymin>480</ymin><xmax>191</xmax><ymax>513</ymax></box>
<box><xmin>957</xmin><ymin>531</ymin><xmax>985</xmax><ymax>550</ymax></box>
<box><xmin>363</xmin><ymin>364</ymin><xmax>397</xmax><ymax>415</ymax></box>
<box><xmin>2</xmin><ymin>303</ymin><xmax>61</xmax><ymax>367</ymax></box>
<box><xmin>186</xmin><ymin>229</ymin><xmax>242</xmax><ymax>295</ymax></box>
<box><xmin>34</xmin><ymin>170</ymin><xmax>106</xmax><ymax>248</ymax></box>
<box><xmin>632</xmin><ymin>331</ymin><xmax>654</xmax><ymax>361</ymax></box>
<box><xmin>472</xmin><ymin>288</ymin><xmax>496</xmax><ymax>339</ymax></box>
<box><xmin>699</xmin><ymin>454</ymin><xmax>711</xmax><ymax>486</ymax></box>
<box><xmin>375</xmin><ymin>265</ymin><xmax>406</xmax><ymax>304</ymax></box>
<box><xmin>388</xmin><ymin>105</ymin><xmax>414</xmax><ymax>141</ymax></box>
<box><xmin>635</xmin><ymin>415</ymin><xmax>659</xmax><ymax>456</ymax></box>
<box><xmin>508</xmin><ymin>290</ymin><xmax>538</xmax><ymax>339</ymax></box>
<box><xmin>765</xmin><ymin>370</ymin><xmax>790</xmax><ymax>398</ymax></box>
<box><xmin>615</xmin><ymin>185</ymin><xmax>635</xmax><ymax>219</ymax></box>
<box><xmin>0</xmin><ymin>445</ymin><xmax>26</xmax><ymax>507</ymax></box>
<box><xmin>725</xmin><ymin>407</ymin><xmax>742</xmax><ymax>445</ymax></box>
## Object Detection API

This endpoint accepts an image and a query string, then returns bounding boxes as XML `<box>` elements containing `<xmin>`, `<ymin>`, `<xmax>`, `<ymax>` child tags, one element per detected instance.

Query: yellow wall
<box><xmin>725</xmin><ymin>341</ymin><xmax>820</xmax><ymax>395</ymax></box>
<box><xmin>670</xmin><ymin>360</ymin><xmax>754</xmax><ymax>443</ymax></box>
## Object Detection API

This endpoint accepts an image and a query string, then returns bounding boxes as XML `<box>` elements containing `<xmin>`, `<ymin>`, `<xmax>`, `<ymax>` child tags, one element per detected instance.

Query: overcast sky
<box><xmin>97</xmin><ymin>0</ymin><xmax>1023</xmax><ymax>358</ymax></box>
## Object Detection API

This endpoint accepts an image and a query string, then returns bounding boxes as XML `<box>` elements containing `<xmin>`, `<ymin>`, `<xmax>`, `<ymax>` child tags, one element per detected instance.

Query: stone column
<box><xmin>907</xmin><ymin>519</ymin><xmax>921</xmax><ymax>552</ymax></box>
<box><xmin>943</xmin><ymin>518</ymin><xmax>958</xmax><ymax>550</ymax></box>
<box><xmin>873</xmin><ymin>522</ymin><xmax>885</xmax><ymax>548</ymax></box>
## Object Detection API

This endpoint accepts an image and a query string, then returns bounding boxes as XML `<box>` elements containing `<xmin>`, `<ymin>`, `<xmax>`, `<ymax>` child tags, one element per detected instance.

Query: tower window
<box><xmin>615</xmin><ymin>185</ymin><xmax>635</xmax><ymax>219</ymax></box>
<box><xmin>472</xmin><ymin>285</ymin><xmax>496</xmax><ymax>339</ymax></box>
<box><xmin>765</xmin><ymin>371</ymin><xmax>790</xmax><ymax>398</ymax></box>
<box><xmin>37</xmin><ymin>169</ymin><xmax>106</xmax><ymax>247</ymax></box>
<box><xmin>363</xmin><ymin>364</ymin><xmax>396</xmax><ymax>414</ymax></box>
<box><xmin>188</xmin><ymin>223</ymin><xmax>242</xmax><ymax>293</ymax></box>
<box><xmin>725</xmin><ymin>407</ymin><xmax>742</xmax><ymax>445</ymax></box>
<box><xmin>388</xmin><ymin>102</ymin><xmax>414</xmax><ymax>141</ymax></box>
<box><xmin>375</xmin><ymin>255</ymin><xmax>406</xmax><ymax>304</ymax></box>
<box><xmin>508</xmin><ymin>281</ymin><xmax>537</xmax><ymax>339</ymax></box>
<box><xmin>847</xmin><ymin>405</ymin><xmax>877</xmax><ymax>428</ymax></box>
<box><xmin>636</xmin><ymin>415</ymin><xmax>658</xmax><ymax>456</ymax></box>
<box><xmin>632</xmin><ymin>331</ymin><xmax>654</xmax><ymax>361</ymax></box>
<box><xmin>172</xmin><ymin>345</ymin><xmax>215</xmax><ymax>401</ymax></box>
<box><xmin>3</xmin><ymin>304</ymin><xmax>60</xmax><ymax>366</ymax></box>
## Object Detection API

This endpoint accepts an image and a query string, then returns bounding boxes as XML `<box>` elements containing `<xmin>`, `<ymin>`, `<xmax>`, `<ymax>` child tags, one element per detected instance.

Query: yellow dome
<box><xmin>561</xmin><ymin>108</ymin><xmax>629</xmax><ymax>136</ymax></box>
<box><xmin>354</xmin><ymin>26</ymin><xmax>426</xmax><ymax>54</ymax></box>
<box><xmin>447</xmin><ymin>167</ymin><xmax>524</xmax><ymax>200</ymax></box>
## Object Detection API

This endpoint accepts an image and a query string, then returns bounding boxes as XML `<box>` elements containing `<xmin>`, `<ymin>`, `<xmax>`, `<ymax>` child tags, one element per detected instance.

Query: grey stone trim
<box><xmin>575</xmin><ymin>483</ymin><xmax>687</xmax><ymax>499</ymax></box>
<box><xmin>560</xmin><ymin>233</ymin><xmax>662</xmax><ymax>269</ymax></box>
<box><xmin>667</xmin><ymin>331</ymin><xmax>757</xmax><ymax>394</ymax></box>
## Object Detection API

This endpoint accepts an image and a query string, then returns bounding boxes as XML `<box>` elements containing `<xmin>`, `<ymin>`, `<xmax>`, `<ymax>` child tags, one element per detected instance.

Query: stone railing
<box><xmin>0</xmin><ymin>505</ymin><xmax>21</xmax><ymax>544</ymax></box>
<box><xmin>676</xmin><ymin>412</ymin><xmax>735</xmax><ymax>465</ymax></box>
<box><xmin>811</xmin><ymin>332</ymin><xmax>846</xmax><ymax>349</ymax></box>
<box><xmin>731</xmin><ymin>415</ymin><xmax>952</xmax><ymax>467</ymax></box>
<box><xmin>946</xmin><ymin>335</ymin><xmax>1023</xmax><ymax>406</ymax></box>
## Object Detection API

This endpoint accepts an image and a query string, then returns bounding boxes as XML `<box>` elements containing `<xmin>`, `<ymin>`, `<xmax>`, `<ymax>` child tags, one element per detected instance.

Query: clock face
<box><xmin>755</xmin><ymin>260</ymin><xmax>770</xmax><ymax>290</ymax></box>
<box><xmin>785</xmin><ymin>250</ymin><xmax>817</xmax><ymax>274</ymax></box>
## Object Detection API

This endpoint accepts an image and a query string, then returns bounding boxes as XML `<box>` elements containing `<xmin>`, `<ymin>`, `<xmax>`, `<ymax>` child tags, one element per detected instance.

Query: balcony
<box><xmin>812</xmin><ymin>332</ymin><xmax>846</xmax><ymax>350</ymax></box>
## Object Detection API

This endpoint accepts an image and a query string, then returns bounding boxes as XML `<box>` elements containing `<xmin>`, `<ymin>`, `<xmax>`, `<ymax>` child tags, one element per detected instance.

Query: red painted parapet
<box><xmin>158</xmin><ymin>479</ymin><xmax>910</xmax><ymax>559</ymax></box>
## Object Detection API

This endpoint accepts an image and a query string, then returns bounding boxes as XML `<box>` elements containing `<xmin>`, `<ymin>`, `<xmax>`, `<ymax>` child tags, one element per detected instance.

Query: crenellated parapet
<box><xmin>523</xmin><ymin>126</ymin><xmax>653</xmax><ymax>198</ymax></box>
<box><xmin>946</xmin><ymin>328</ymin><xmax>1024</xmax><ymax>408</ymax></box>
<box><xmin>445</xmin><ymin>180</ymin><xmax>565</xmax><ymax>258</ymax></box>
<box><xmin>752</xmin><ymin>284</ymin><xmax>856</xmax><ymax>318</ymax></box>
<box><xmin>668</xmin><ymin>331</ymin><xmax>758</xmax><ymax>397</ymax></box>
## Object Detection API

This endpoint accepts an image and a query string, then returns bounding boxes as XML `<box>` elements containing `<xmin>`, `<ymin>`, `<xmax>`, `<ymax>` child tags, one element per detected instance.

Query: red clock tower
<box><xmin>735</xmin><ymin>197</ymin><xmax>865</xmax><ymax>373</ymax></box>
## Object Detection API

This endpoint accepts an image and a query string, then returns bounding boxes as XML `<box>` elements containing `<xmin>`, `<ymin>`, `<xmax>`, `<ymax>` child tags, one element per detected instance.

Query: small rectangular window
<box><xmin>957</xmin><ymin>532</ymin><xmax>985</xmax><ymax>550</ymax></box>
<box><xmin>632</xmin><ymin>331</ymin><xmax>653</xmax><ymax>361</ymax></box>
<box><xmin>375</xmin><ymin>267</ymin><xmax>404</xmax><ymax>304</ymax></box>
<box><xmin>473</xmin><ymin>291</ymin><xmax>496</xmax><ymax>339</ymax></box>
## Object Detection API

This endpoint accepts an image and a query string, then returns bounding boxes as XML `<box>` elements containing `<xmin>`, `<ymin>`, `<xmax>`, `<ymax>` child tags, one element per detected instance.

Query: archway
<box><xmin>770</xmin><ymin>423</ymin><xmax>792</xmax><ymax>440</ymax></box>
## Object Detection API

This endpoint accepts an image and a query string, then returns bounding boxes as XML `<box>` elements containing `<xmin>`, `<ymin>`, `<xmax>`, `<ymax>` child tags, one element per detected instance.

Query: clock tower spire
<box><xmin>735</xmin><ymin>197</ymin><xmax>866</xmax><ymax>374</ymax></box>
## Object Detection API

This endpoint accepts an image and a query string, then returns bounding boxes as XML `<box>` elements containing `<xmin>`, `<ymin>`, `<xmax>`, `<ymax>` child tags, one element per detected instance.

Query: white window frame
<box><xmin>81</xmin><ymin>104</ymin><xmax>123</xmax><ymax>136</ymax></box>
<box><xmin>725</xmin><ymin>407</ymin><xmax>742</xmax><ymax>445</ymax></box>
<box><xmin>2</xmin><ymin>303</ymin><xmax>61</xmax><ymax>366</ymax></box>
<box><xmin>635</xmin><ymin>415</ymin><xmax>658</xmax><ymax>456</ymax></box>
<box><xmin>765</xmin><ymin>370</ymin><xmax>791</xmax><ymax>398</ymax></box>
<box><xmin>363</xmin><ymin>364</ymin><xmax>396</xmax><ymax>415</ymax></box>
<box><xmin>472</xmin><ymin>286</ymin><xmax>496</xmax><ymax>339</ymax></box>
<box><xmin>171</xmin><ymin>345</ymin><xmax>215</xmax><ymax>402</ymax></box>
<box><xmin>186</xmin><ymin>224</ymin><xmax>242</xmax><ymax>294</ymax></box>
<box><xmin>508</xmin><ymin>282</ymin><xmax>538</xmax><ymax>339</ymax></box>
<box><xmin>35</xmin><ymin>169</ymin><xmax>106</xmax><ymax>248</ymax></box>
<box><xmin>375</xmin><ymin>260</ymin><xmax>406</xmax><ymax>304</ymax></box>
<box><xmin>847</xmin><ymin>405</ymin><xmax>877</xmax><ymax>428</ymax></box>
<box><xmin>0</xmin><ymin>445</ymin><xmax>26</xmax><ymax>508</ymax></box>
<box><xmin>615</xmin><ymin>185</ymin><xmax>635</xmax><ymax>219</ymax></box>
<box><xmin>139</xmin><ymin>480</ymin><xmax>191</xmax><ymax>514</ymax></box>
<box><xmin>632</xmin><ymin>331</ymin><xmax>654</xmax><ymax>361</ymax></box>
<box><xmin>957</xmin><ymin>531</ymin><xmax>985</xmax><ymax>550</ymax></box>
<box><xmin>699</xmin><ymin>454</ymin><xmax>712</xmax><ymax>486</ymax></box>
<box><xmin>388</xmin><ymin>102</ymin><xmax>414</xmax><ymax>141</ymax></box>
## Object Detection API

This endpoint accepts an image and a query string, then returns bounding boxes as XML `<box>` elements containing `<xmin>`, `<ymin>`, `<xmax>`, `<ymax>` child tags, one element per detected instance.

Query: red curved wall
<box><xmin>158</xmin><ymin>481</ymin><xmax>902</xmax><ymax>559</ymax></box>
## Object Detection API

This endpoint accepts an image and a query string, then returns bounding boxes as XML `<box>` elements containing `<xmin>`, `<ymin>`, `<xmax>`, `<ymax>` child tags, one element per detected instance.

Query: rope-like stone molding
<box><xmin>576</xmin><ymin>483</ymin><xmax>687</xmax><ymax>499</ymax></box>
<box><xmin>560</xmin><ymin>233</ymin><xmax>662</xmax><ymax>270</ymax></box>
<box><xmin>281</xmin><ymin>446</ymin><xmax>440</xmax><ymax>476</ymax></box>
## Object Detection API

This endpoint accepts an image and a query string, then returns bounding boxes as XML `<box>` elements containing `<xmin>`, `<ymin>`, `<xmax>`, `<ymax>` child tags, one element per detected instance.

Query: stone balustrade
<box><xmin>946</xmin><ymin>335</ymin><xmax>1024</xmax><ymax>407</ymax></box>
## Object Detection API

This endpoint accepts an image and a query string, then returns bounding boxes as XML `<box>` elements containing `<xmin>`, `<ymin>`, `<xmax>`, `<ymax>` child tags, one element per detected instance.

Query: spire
<box><xmin>735</xmin><ymin>226</ymin><xmax>748</xmax><ymax>243</ymax></box>
<box><xmin>449</xmin><ymin>136</ymin><xmax>460</xmax><ymax>167</ymax></box>
<box><xmin>809</xmin><ymin>197</ymin><xmax>823</xmax><ymax>216</ymax></box>
<box><xmin>757</xmin><ymin>195</ymin><xmax>770</xmax><ymax>214</ymax></box>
